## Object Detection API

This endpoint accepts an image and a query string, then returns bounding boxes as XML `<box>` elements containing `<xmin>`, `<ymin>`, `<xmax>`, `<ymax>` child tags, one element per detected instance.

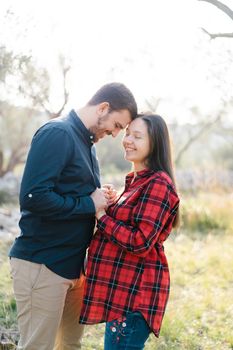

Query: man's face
<box><xmin>90</xmin><ymin>106</ymin><xmax>131</xmax><ymax>142</ymax></box>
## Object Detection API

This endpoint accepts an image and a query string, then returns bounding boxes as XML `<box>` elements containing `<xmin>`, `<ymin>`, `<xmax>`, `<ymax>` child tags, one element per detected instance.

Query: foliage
<box><xmin>156</xmin><ymin>232</ymin><xmax>233</xmax><ymax>350</ymax></box>
<box><xmin>214</xmin><ymin>144</ymin><xmax>233</xmax><ymax>171</ymax></box>
<box><xmin>96</xmin><ymin>136</ymin><xmax>131</xmax><ymax>174</ymax></box>
<box><xmin>0</xmin><ymin>102</ymin><xmax>45</xmax><ymax>177</ymax></box>
<box><xmin>0</xmin><ymin>43</ymin><xmax>70</xmax><ymax>177</ymax></box>
<box><xmin>0</xmin><ymin>242</ymin><xmax>16</xmax><ymax>329</ymax></box>
<box><xmin>0</xmin><ymin>46</ymin><xmax>28</xmax><ymax>85</ymax></box>
<box><xmin>0</xmin><ymin>45</ymin><xmax>48</xmax><ymax>176</ymax></box>
<box><xmin>0</xmin><ymin>46</ymin><xmax>14</xmax><ymax>83</ymax></box>
<box><xmin>180</xmin><ymin>192</ymin><xmax>233</xmax><ymax>234</ymax></box>
<box><xmin>0</xmin><ymin>191</ymin><xmax>12</xmax><ymax>206</ymax></box>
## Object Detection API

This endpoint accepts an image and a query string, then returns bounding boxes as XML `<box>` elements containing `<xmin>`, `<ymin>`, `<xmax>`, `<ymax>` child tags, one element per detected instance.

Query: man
<box><xmin>9</xmin><ymin>82</ymin><xmax>137</xmax><ymax>350</ymax></box>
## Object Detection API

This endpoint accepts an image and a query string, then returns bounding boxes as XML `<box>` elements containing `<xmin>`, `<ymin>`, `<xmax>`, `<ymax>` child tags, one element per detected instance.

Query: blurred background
<box><xmin>0</xmin><ymin>0</ymin><xmax>233</xmax><ymax>349</ymax></box>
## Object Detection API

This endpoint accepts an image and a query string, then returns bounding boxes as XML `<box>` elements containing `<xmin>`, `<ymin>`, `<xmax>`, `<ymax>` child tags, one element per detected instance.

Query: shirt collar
<box><xmin>125</xmin><ymin>168</ymin><xmax>155</xmax><ymax>186</ymax></box>
<box><xmin>69</xmin><ymin>109</ymin><xmax>94</xmax><ymax>146</ymax></box>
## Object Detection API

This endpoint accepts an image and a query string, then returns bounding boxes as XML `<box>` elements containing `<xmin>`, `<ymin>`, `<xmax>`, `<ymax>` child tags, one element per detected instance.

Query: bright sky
<box><xmin>1</xmin><ymin>0</ymin><xmax>233</xmax><ymax>123</ymax></box>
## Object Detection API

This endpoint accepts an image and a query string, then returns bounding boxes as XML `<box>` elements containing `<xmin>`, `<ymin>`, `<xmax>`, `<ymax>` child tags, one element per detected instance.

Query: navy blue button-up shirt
<box><xmin>9</xmin><ymin>110</ymin><xmax>100</xmax><ymax>278</ymax></box>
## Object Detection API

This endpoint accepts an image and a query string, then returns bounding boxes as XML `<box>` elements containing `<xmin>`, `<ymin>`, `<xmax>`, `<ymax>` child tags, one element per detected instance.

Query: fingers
<box><xmin>102</xmin><ymin>184</ymin><xmax>114</xmax><ymax>190</ymax></box>
<box><xmin>104</xmin><ymin>189</ymin><xmax>118</xmax><ymax>206</ymax></box>
<box><xmin>100</xmin><ymin>184</ymin><xmax>118</xmax><ymax>207</ymax></box>
<box><xmin>90</xmin><ymin>188</ymin><xmax>108</xmax><ymax>212</ymax></box>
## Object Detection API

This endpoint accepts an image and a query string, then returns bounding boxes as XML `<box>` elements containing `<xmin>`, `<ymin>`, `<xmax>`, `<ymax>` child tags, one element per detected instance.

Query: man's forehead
<box><xmin>115</xmin><ymin>110</ymin><xmax>131</xmax><ymax>124</ymax></box>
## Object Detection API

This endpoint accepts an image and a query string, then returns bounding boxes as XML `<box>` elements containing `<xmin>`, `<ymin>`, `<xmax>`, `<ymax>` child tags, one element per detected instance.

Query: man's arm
<box><xmin>20</xmin><ymin>126</ymin><xmax>97</xmax><ymax>220</ymax></box>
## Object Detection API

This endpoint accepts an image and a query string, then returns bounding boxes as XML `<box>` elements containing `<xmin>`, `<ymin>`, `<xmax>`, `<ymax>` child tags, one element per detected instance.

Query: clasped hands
<box><xmin>90</xmin><ymin>184</ymin><xmax>118</xmax><ymax>220</ymax></box>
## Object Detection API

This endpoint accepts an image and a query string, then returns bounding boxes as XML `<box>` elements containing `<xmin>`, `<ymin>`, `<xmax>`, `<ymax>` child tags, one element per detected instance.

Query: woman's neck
<box><xmin>133</xmin><ymin>163</ymin><xmax>147</xmax><ymax>173</ymax></box>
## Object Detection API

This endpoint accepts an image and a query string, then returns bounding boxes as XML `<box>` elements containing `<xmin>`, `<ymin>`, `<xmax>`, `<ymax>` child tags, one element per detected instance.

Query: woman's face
<box><xmin>122</xmin><ymin>118</ymin><xmax>150</xmax><ymax>171</ymax></box>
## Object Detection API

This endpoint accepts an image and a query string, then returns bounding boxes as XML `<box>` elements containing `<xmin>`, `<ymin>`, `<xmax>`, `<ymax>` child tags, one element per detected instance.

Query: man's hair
<box><xmin>87</xmin><ymin>83</ymin><xmax>137</xmax><ymax>120</ymax></box>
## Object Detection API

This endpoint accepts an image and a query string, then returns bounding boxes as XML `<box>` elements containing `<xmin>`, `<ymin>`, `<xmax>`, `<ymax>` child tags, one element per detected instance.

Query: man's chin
<box><xmin>93</xmin><ymin>136</ymin><xmax>102</xmax><ymax>143</ymax></box>
<box><xmin>95</xmin><ymin>134</ymin><xmax>106</xmax><ymax>142</ymax></box>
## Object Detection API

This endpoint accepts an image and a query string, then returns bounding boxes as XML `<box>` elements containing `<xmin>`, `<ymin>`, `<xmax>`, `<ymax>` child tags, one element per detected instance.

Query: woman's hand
<box><xmin>102</xmin><ymin>184</ymin><xmax>118</xmax><ymax>206</ymax></box>
<box><xmin>95</xmin><ymin>184</ymin><xmax>115</xmax><ymax>220</ymax></box>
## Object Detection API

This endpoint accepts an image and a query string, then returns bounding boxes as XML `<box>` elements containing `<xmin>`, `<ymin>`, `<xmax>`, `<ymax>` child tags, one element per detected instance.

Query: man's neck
<box><xmin>75</xmin><ymin>106</ymin><xmax>97</xmax><ymax>129</ymax></box>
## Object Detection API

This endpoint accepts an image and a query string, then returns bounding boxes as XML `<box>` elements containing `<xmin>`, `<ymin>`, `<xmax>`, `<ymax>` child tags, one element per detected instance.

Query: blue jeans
<box><xmin>104</xmin><ymin>312</ymin><xmax>151</xmax><ymax>350</ymax></box>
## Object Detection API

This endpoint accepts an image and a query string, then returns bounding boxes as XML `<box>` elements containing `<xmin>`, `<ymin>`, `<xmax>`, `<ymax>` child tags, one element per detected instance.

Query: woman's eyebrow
<box><xmin>133</xmin><ymin>130</ymin><xmax>143</xmax><ymax>134</ymax></box>
<box><xmin>127</xmin><ymin>129</ymin><xmax>144</xmax><ymax>135</ymax></box>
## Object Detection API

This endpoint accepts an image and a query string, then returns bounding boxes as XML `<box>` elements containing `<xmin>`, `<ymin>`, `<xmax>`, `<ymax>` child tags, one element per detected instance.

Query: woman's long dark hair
<box><xmin>140</xmin><ymin>113</ymin><xmax>180</xmax><ymax>228</ymax></box>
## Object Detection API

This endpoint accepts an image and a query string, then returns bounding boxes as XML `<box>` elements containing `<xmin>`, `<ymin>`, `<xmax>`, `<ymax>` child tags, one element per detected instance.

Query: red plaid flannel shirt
<box><xmin>80</xmin><ymin>169</ymin><xmax>179</xmax><ymax>337</ymax></box>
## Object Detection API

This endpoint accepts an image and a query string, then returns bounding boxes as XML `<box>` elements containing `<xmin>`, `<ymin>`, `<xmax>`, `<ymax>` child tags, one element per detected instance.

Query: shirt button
<box><xmin>111</xmin><ymin>327</ymin><xmax>116</xmax><ymax>332</ymax></box>
<box><xmin>28</xmin><ymin>194</ymin><xmax>32</xmax><ymax>198</ymax></box>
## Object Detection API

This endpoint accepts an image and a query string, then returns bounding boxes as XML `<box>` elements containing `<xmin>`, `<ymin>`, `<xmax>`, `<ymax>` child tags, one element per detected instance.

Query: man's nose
<box><xmin>111</xmin><ymin>129</ymin><xmax>120</xmax><ymax>138</ymax></box>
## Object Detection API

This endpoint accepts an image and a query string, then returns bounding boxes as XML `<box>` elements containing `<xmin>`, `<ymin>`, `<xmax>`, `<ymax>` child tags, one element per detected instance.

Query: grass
<box><xmin>0</xmin><ymin>192</ymin><xmax>233</xmax><ymax>349</ymax></box>
<box><xmin>155</xmin><ymin>232</ymin><xmax>233</xmax><ymax>350</ymax></box>
<box><xmin>180</xmin><ymin>192</ymin><xmax>233</xmax><ymax>234</ymax></box>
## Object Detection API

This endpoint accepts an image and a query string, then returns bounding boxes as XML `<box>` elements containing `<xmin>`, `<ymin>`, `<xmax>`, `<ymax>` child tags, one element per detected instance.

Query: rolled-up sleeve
<box><xmin>97</xmin><ymin>178</ymin><xmax>179</xmax><ymax>257</ymax></box>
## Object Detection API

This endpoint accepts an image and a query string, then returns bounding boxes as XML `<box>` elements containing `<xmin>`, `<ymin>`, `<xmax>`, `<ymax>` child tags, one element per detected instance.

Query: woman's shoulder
<box><xmin>150</xmin><ymin>170</ymin><xmax>172</xmax><ymax>183</ymax></box>
<box><xmin>149</xmin><ymin>171</ymin><xmax>178</xmax><ymax>194</ymax></box>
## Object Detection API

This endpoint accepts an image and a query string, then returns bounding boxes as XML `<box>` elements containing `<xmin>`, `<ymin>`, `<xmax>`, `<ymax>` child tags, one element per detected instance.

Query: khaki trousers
<box><xmin>10</xmin><ymin>258</ymin><xmax>85</xmax><ymax>350</ymax></box>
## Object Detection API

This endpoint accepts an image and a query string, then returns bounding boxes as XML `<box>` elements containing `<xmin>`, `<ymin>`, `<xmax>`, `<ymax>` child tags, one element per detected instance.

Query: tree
<box><xmin>198</xmin><ymin>0</ymin><xmax>233</xmax><ymax>38</ymax></box>
<box><xmin>0</xmin><ymin>8</ymin><xmax>72</xmax><ymax>177</ymax></box>
<box><xmin>169</xmin><ymin>0</ymin><xmax>233</xmax><ymax>165</ymax></box>
<box><xmin>0</xmin><ymin>46</ymin><xmax>71</xmax><ymax>177</ymax></box>
<box><xmin>0</xmin><ymin>102</ymin><xmax>43</xmax><ymax>177</ymax></box>
<box><xmin>0</xmin><ymin>47</ymin><xmax>35</xmax><ymax>176</ymax></box>
<box><xmin>0</xmin><ymin>46</ymin><xmax>15</xmax><ymax>82</ymax></box>
<box><xmin>19</xmin><ymin>54</ymin><xmax>71</xmax><ymax>119</ymax></box>
<box><xmin>174</xmin><ymin>108</ymin><xmax>222</xmax><ymax>166</ymax></box>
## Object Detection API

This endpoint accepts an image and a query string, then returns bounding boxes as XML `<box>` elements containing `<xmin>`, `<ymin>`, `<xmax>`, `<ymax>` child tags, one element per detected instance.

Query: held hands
<box><xmin>91</xmin><ymin>184</ymin><xmax>118</xmax><ymax>219</ymax></box>
<box><xmin>101</xmin><ymin>184</ymin><xmax>118</xmax><ymax>207</ymax></box>
<box><xmin>90</xmin><ymin>188</ymin><xmax>108</xmax><ymax>213</ymax></box>
<box><xmin>96</xmin><ymin>184</ymin><xmax>118</xmax><ymax>220</ymax></box>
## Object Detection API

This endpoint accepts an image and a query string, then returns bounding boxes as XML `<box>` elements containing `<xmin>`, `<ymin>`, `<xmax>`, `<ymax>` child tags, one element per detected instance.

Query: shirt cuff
<box><xmin>96</xmin><ymin>214</ymin><xmax>110</xmax><ymax>232</ymax></box>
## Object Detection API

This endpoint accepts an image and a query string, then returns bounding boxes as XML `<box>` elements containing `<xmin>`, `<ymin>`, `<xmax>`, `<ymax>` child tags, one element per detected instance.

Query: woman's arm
<box><xmin>96</xmin><ymin>178</ymin><xmax>179</xmax><ymax>258</ymax></box>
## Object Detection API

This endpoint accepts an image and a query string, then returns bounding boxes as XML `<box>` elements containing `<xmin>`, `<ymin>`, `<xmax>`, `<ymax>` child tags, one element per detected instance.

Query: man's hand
<box><xmin>96</xmin><ymin>210</ymin><xmax>106</xmax><ymax>220</ymax></box>
<box><xmin>90</xmin><ymin>188</ymin><xmax>108</xmax><ymax>213</ymax></box>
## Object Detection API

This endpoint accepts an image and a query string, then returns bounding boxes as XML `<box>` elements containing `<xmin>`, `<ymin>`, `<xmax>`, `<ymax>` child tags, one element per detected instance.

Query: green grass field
<box><xmin>0</xmin><ymin>192</ymin><xmax>233</xmax><ymax>349</ymax></box>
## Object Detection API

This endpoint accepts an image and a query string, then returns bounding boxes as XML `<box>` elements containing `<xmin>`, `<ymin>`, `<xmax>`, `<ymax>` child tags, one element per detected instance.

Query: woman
<box><xmin>80</xmin><ymin>114</ymin><xmax>180</xmax><ymax>349</ymax></box>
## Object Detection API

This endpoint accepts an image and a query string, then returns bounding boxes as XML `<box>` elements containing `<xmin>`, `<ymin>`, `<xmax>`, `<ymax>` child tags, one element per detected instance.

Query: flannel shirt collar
<box><xmin>125</xmin><ymin>168</ymin><xmax>155</xmax><ymax>188</ymax></box>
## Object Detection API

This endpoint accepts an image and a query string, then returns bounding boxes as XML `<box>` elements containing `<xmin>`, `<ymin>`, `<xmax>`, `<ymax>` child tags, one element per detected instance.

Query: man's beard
<box><xmin>89</xmin><ymin>114</ymin><xmax>110</xmax><ymax>142</ymax></box>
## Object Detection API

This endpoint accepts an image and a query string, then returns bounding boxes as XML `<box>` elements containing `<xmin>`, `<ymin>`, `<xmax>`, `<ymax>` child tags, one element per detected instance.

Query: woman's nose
<box><xmin>124</xmin><ymin>135</ymin><xmax>133</xmax><ymax>143</ymax></box>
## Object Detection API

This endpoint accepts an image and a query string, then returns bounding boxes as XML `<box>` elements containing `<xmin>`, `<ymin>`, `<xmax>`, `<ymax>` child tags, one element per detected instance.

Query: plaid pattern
<box><xmin>80</xmin><ymin>169</ymin><xmax>179</xmax><ymax>337</ymax></box>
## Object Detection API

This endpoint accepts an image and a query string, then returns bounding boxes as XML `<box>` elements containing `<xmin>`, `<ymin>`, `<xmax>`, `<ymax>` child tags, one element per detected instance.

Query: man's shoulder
<box><xmin>36</xmin><ymin>115</ymin><xmax>72</xmax><ymax>136</ymax></box>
